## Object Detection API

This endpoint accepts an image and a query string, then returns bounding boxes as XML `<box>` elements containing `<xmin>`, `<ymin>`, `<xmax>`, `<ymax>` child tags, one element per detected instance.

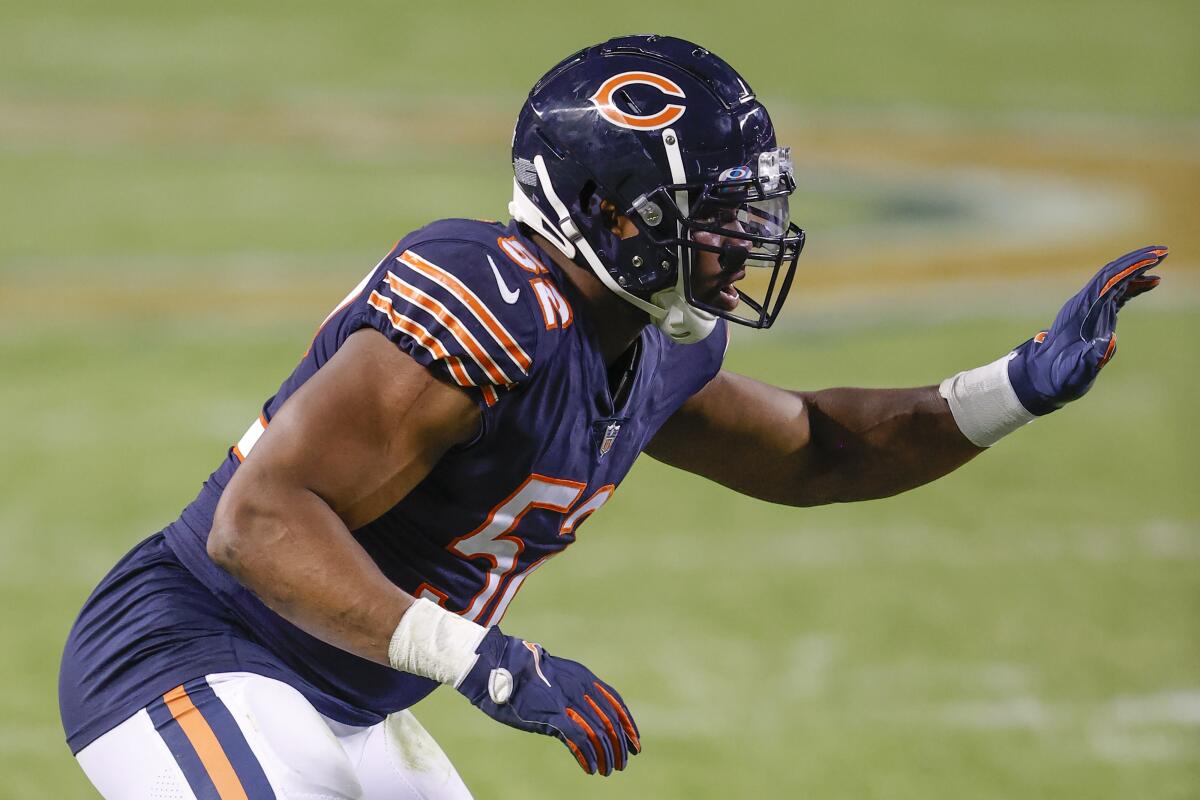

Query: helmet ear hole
<box><xmin>578</xmin><ymin>180</ymin><xmax>597</xmax><ymax>210</ymax></box>
<box><xmin>579</xmin><ymin>181</ymin><xmax>620</xmax><ymax>234</ymax></box>
<box><xmin>599</xmin><ymin>200</ymin><xmax>620</xmax><ymax>233</ymax></box>
<box><xmin>578</xmin><ymin>181</ymin><xmax>606</xmax><ymax>221</ymax></box>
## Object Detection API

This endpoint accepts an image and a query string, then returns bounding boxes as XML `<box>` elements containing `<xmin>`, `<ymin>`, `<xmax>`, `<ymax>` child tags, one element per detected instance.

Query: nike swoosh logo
<box><xmin>487</xmin><ymin>254</ymin><xmax>520</xmax><ymax>304</ymax></box>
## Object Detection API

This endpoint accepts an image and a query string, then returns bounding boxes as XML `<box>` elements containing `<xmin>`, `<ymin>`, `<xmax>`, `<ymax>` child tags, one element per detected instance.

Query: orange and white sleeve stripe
<box><xmin>394</xmin><ymin>250</ymin><xmax>532</xmax><ymax>375</ymax></box>
<box><xmin>382</xmin><ymin>272</ymin><xmax>514</xmax><ymax>386</ymax></box>
<box><xmin>366</xmin><ymin>291</ymin><xmax>477</xmax><ymax>389</ymax></box>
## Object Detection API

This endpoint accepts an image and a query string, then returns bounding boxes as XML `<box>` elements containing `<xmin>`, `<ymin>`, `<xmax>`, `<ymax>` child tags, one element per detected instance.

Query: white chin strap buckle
<box><xmin>651</xmin><ymin>285</ymin><xmax>716</xmax><ymax>344</ymax></box>
<box><xmin>558</xmin><ymin>216</ymin><xmax>582</xmax><ymax>243</ymax></box>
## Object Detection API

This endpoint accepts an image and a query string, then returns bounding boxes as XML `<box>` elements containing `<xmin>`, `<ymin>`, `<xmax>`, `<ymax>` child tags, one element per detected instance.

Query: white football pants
<box><xmin>75</xmin><ymin>672</ymin><xmax>472</xmax><ymax>799</ymax></box>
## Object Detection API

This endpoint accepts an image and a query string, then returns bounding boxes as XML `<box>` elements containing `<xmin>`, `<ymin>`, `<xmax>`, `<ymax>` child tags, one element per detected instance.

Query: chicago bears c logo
<box><xmin>589</xmin><ymin>71</ymin><xmax>687</xmax><ymax>131</ymax></box>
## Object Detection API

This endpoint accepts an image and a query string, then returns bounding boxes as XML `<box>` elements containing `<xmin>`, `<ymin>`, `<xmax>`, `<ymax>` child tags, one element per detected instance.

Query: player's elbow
<box><xmin>207</xmin><ymin>472</ymin><xmax>276</xmax><ymax>581</ymax></box>
<box><xmin>207</xmin><ymin>498</ymin><xmax>249</xmax><ymax>576</ymax></box>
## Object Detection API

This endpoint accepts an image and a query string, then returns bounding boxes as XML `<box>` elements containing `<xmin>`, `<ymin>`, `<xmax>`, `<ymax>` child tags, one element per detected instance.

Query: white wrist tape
<box><xmin>938</xmin><ymin>353</ymin><xmax>1036</xmax><ymax>447</ymax></box>
<box><xmin>388</xmin><ymin>598</ymin><xmax>488</xmax><ymax>687</ymax></box>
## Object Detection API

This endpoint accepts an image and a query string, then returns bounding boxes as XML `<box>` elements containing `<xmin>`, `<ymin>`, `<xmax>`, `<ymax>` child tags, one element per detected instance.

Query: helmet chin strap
<box><xmin>649</xmin><ymin>270</ymin><xmax>716</xmax><ymax>343</ymax></box>
<box><xmin>508</xmin><ymin>178</ymin><xmax>576</xmax><ymax>260</ymax></box>
<box><xmin>652</xmin><ymin>128</ymin><xmax>717</xmax><ymax>344</ymax></box>
<box><xmin>519</xmin><ymin>156</ymin><xmax>666</xmax><ymax>320</ymax></box>
<box><xmin>509</xmin><ymin>152</ymin><xmax>716</xmax><ymax>343</ymax></box>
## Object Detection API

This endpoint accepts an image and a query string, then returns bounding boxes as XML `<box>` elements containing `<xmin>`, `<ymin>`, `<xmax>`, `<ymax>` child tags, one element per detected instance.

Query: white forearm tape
<box><xmin>938</xmin><ymin>353</ymin><xmax>1035</xmax><ymax>447</ymax></box>
<box><xmin>387</xmin><ymin>598</ymin><xmax>488</xmax><ymax>687</ymax></box>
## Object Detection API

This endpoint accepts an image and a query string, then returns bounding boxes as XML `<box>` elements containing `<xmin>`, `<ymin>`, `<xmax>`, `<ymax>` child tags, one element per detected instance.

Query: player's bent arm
<box><xmin>208</xmin><ymin>327</ymin><xmax>482</xmax><ymax>666</ymax></box>
<box><xmin>646</xmin><ymin>370</ymin><xmax>982</xmax><ymax>507</ymax></box>
<box><xmin>208</xmin><ymin>328</ymin><xmax>641</xmax><ymax>775</ymax></box>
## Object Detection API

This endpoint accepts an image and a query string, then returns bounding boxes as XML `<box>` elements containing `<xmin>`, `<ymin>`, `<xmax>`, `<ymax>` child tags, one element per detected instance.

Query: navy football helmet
<box><xmin>510</xmin><ymin>34</ymin><xmax>805</xmax><ymax>342</ymax></box>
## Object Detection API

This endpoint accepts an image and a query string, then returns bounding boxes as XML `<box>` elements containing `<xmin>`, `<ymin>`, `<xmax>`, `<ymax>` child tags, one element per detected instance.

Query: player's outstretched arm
<box><xmin>208</xmin><ymin>328</ymin><xmax>638</xmax><ymax>775</ymax></box>
<box><xmin>648</xmin><ymin>246</ymin><xmax>1167</xmax><ymax>506</ymax></box>
<box><xmin>647</xmin><ymin>370</ymin><xmax>978</xmax><ymax>505</ymax></box>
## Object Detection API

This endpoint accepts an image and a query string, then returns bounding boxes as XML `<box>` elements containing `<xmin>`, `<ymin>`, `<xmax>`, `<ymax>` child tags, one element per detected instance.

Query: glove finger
<box><xmin>1093</xmin><ymin>245</ymin><xmax>1168</xmax><ymax>301</ymax></box>
<box><xmin>593</xmin><ymin>681</ymin><xmax>642</xmax><ymax>754</ymax></box>
<box><xmin>1096</xmin><ymin>244</ymin><xmax>1167</xmax><ymax>279</ymax></box>
<box><xmin>565</xmin><ymin>706</ymin><xmax>612</xmax><ymax>776</ymax></box>
<box><xmin>584</xmin><ymin>694</ymin><xmax>628</xmax><ymax>771</ymax></box>
<box><xmin>558</xmin><ymin>730</ymin><xmax>595</xmax><ymax>775</ymax></box>
<box><xmin>1082</xmin><ymin>271</ymin><xmax>1161</xmax><ymax>337</ymax></box>
<box><xmin>1118</xmin><ymin>275</ymin><xmax>1161</xmax><ymax>308</ymax></box>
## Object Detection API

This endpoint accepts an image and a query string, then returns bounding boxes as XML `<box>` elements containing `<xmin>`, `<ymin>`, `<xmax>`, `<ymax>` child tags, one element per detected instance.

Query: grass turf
<box><xmin>1</xmin><ymin>0</ymin><xmax>1197</xmax><ymax>796</ymax></box>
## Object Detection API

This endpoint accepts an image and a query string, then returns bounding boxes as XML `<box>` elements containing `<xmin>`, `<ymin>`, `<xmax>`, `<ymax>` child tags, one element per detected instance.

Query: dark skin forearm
<box><xmin>211</xmin><ymin>463</ymin><xmax>413</xmax><ymax>666</ymax></box>
<box><xmin>793</xmin><ymin>385</ymin><xmax>982</xmax><ymax>505</ymax></box>
<box><xmin>646</xmin><ymin>371</ymin><xmax>983</xmax><ymax>507</ymax></box>
<box><xmin>208</xmin><ymin>329</ymin><xmax>481</xmax><ymax>665</ymax></box>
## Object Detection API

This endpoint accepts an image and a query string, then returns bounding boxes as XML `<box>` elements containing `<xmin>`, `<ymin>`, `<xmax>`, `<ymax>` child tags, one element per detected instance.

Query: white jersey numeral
<box><xmin>418</xmin><ymin>475</ymin><xmax>614</xmax><ymax>625</ymax></box>
<box><xmin>530</xmin><ymin>278</ymin><xmax>573</xmax><ymax>329</ymax></box>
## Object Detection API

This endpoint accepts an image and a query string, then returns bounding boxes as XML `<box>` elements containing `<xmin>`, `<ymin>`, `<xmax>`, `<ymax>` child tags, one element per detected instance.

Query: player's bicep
<box><xmin>646</xmin><ymin>370</ymin><xmax>817</xmax><ymax>502</ymax></box>
<box><xmin>234</xmin><ymin>327</ymin><xmax>481</xmax><ymax>529</ymax></box>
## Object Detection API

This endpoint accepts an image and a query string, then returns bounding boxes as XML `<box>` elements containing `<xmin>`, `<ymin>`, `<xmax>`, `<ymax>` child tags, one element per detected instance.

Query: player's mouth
<box><xmin>708</xmin><ymin>269</ymin><xmax>745</xmax><ymax>312</ymax></box>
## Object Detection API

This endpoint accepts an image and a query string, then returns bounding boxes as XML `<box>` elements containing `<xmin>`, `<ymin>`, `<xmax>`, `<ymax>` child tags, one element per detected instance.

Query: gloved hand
<box><xmin>456</xmin><ymin>626</ymin><xmax>641</xmax><ymax>775</ymax></box>
<box><xmin>1008</xmin><ymin>245</ymin><xmax>1167</xmax><ymax>415</ymax></box>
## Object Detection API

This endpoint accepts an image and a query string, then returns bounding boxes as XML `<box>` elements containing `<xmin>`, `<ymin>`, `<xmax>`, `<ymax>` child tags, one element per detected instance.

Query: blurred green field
<box><xmin>2</xmin><ymin>1</ymin><xmax>1198</xmax><ymax>798</ymax></box>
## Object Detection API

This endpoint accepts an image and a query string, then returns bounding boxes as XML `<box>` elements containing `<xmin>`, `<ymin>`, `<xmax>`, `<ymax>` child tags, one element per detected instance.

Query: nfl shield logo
<box><xmin>599</xmin><ymin>421</ymin><xmax>621</xmax><ymax>458</ymax></box>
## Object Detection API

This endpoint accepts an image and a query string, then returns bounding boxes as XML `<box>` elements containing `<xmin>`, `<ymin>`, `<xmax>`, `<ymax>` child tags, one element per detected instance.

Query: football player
<box><xmin>59</xmin><ymin>34</ymin><xmax>1166</xmax><ymax>798</ymax></box>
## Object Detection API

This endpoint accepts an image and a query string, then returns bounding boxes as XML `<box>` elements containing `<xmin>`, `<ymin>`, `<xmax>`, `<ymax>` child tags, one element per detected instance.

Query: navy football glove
<box><xmin>456</xmin><ymin>626</ymin><xmax>641</xmax><ymax>776</ymax></box>
<box><xmin>1008</xmin><ymin>245</ymin><xmax>1167</xmax><ymax>415</ymax></box>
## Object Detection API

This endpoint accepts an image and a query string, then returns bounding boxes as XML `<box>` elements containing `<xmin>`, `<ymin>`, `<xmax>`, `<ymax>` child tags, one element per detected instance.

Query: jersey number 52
<box><xmin>415</xmin><ymin>475</ymin><xmax>613</xmax><ymax>627</ymax></box>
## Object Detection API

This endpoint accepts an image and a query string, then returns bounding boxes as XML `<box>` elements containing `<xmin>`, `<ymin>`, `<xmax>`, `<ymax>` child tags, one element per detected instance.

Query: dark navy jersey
<box><xmin>61</xmin><ymin>218</ymin><xmax>726</xmax><ymax>750</ymax></box>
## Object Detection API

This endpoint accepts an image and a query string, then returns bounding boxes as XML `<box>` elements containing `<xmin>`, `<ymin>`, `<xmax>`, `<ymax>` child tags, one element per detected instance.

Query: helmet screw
<box><xmin>617</xmin><ymin>276</ymin><xmax>628</xmax><ymax>286</ymax></box>
<box><xmin>660</xmin><ymin>260</ymin><xmax>670</xmax><ymax>270</ymax></box>
<box><xmin>631</xmin><ymin>256</ymin><xmax>644</xmax><ymax>267</ymax></box>
<box><xmin>664</xmin><ymin>133</ymin><xmax>676</xmax><ymax>145</ymax></box>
